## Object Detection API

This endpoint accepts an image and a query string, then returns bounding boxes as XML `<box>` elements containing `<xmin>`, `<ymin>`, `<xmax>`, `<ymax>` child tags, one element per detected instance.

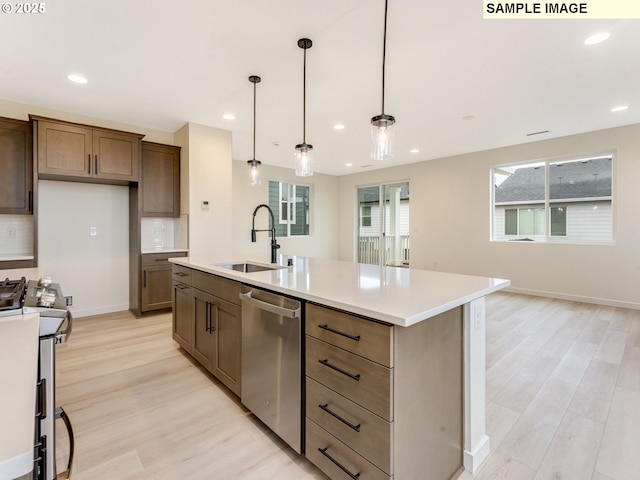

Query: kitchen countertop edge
<box><xmin>169</xmin><ymin>255</ymin><xmax>510</xmax><ymax>327</ymax></box>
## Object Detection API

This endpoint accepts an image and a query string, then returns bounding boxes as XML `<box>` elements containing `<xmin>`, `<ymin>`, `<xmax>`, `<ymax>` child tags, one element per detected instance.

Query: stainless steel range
<box><xmin>0</xmin><ymin>277</ymin><xmax>74</xmax><ymax>480</ymax></box>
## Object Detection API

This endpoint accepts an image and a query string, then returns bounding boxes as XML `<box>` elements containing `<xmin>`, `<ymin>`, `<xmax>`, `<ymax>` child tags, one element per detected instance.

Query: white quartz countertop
<box><xmin>170</xmin><ymin>254</ymin><xmax>510</xmax><ymax>327</ymax></box>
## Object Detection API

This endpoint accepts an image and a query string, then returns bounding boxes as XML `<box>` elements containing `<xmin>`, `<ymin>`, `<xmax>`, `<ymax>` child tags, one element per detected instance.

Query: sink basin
<box><xmin>214</xmin><ymin>261</ymin><xmax>283</xmax><ymax>273</ymax></box>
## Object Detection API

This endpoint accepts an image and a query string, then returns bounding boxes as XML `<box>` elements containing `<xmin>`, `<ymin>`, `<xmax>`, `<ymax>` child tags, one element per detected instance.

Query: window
<box><xmin>268</xmin><ymin>181</ymin><xmax>309</xmax><ymax>237</ymax></box>
<box><xmin>361</xmin><ymin>205</ymin><xmax>372</xmax><ymax>227</ymax></box>
<box><xmin>492</xmin><ymin>154</ymin><xmax>613</xmax><ymax>243</ymax></box>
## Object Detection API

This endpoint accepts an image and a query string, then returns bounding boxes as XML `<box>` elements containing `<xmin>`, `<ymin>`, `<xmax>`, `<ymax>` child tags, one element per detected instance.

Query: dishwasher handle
<box><xmin>240</xmin><ymin>291</ymin><xmax>301</xmax><ymax>319</ymax></box>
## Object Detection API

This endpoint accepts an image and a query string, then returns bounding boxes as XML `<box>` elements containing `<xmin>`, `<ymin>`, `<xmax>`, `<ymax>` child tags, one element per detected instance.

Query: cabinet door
<box><xmin>141</xmin><ymin>142</ymin><xmax>180</xmax><ymax>217</ymax></box>
<box><xmin>0</xmin><ymin>118</ymin><xmax>33</xmax><ymax>214</ymax></box>
<box><xmin>172</xmin><ymin>282</ymin><xmax>192</xmax><ymax>352</ymax></box>
<box><xmin>192</xmin><ymin>289</ymin><xmax>215</xmax><ymax>370</ymax></box>
<box><xmin>211</xmin><ymin>297</ymin><xmax>241</xmax><ymax>396</ymax></box>
<box><xmin>37</xmin><ymin>121</ymin><xmax>92</xmax><ymax>178</ymax></box>
<box><xmin>141</xmin><ymin>264</ymin><xmax>172</xmax><ymax>312</ymax></box>
<box><xmin>93</xmin><ymin>130</ymin><xmax>139</xmax><ymax>182</ymax></box>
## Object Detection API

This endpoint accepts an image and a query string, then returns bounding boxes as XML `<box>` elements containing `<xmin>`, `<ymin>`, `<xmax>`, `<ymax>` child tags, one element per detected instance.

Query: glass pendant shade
<box><xmin>371</xmin><ymin>114</ymin><xmax>395</xmax><ymax>161</ymax></box>
<box><xmin>294</xmin><ymin>143</ymin><xmax>313</xmax><ymax>177</ymax></box>
<box><xmin>247</xmin><ymin>75</ymin><xmax>262</xmax><ymax>186</ymax></box>
<box><xmin>247</xmin><ymin>159</ymin><xmax>261</xmax><ymax>186</ymax></box>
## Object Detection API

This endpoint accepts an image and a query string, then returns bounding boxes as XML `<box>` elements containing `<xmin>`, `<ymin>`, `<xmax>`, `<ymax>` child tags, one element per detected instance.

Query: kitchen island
<box><xmin>170</xmin><ymin>254</ymin><xmax>509</xmax><ymax>479</ymax></box>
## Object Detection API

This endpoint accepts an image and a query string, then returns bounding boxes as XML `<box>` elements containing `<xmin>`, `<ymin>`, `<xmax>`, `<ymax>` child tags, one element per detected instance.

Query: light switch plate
<box><xmin>90</xmin><ymin>226</ymin><xmax>97</xmax><ymax>236</ymax></box>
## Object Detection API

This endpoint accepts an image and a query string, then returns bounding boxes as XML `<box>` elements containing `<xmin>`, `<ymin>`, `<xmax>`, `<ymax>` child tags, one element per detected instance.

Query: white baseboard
<box><xmin>464</xmin><ymin>434</ymin><xmax>490</xmax><ymax>473</ymax></box>
<box><xmin>503</xmin><ymin>287</ymin><xmax>640</xmax><ymax>310</ymax></box>
<box><xmin>68</xmin><ymin>303</ymin><xmax>131</xmax><ymax>318</ymax></box>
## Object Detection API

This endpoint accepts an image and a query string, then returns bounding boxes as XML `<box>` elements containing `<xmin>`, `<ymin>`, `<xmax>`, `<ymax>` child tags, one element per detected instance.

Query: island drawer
<box><xmin>306</xmin><ymin>336</ymin><xmax>392</xmax><ymax>421</ymax></box>
<box><xmin>306</xmin><ymin>303</ymin><xmax>393</xmax><ymax>367</ymax></box>
<box><xmin>191</xmin><ymin>270</ymin><xmax>245</xmax><ymax>305</ymax></box>
<box><xmin>306</xmin><ymin>377</ymin><xmax>392</xmax><ymax>475</ymax></box>
<box><xmin>172</xmin><ymin>265</ymin><xmax>192</xmax><ymax>284</ymax></box>
<box><xmin>306</xmin><ymin>418</ymin><xmax>391</xmax><ymax>480</ymax></box>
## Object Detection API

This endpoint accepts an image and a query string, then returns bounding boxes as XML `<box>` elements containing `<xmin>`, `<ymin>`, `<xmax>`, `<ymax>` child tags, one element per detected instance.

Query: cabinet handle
<box><xmin>88</xmin><ymin>154</ymin><xmax>91</xmax><ymax>174</ymax></box>
<box><xmin>174</xmin><ymin>272</ymin><xmax>188</xmax><ymax>277</ymax></box>
<box><xmin>211</xmin><ymin>303</ymin><xmax>218</xmax><ymax>332</ymax></box>
<box><xmin>318</xmin><ymin>359</ymin><xmax>361</xmax><ymax>381</ymax></box>
<box><xmin>319</xmin><ymin>404</ymin><xmax>361</xmax><ymax>432</ymax></box>
<box><xmin>205</xmin><ymin>301</ymin><xmax>211</xmax><ymax>333</ymax></box>
<box><xmin>175</xmin><ymin>284</ymin><xmax>189</xmax><ymax>290</ymax></box>
<box><xmin>36</xmin><ymin>378</ymin><xmax>47</xmax><ymax>419</ymax></box>
<box><xmin>143</xmin><ymin>270</ymin><xmax>147</xmax><ymax>287</ymax></box>
<box><xmin>318</xmin><ymin>324</ymin><xmax>361</xmax><ymax>342</ymax></box>
<box><xmin>28</xmin><ymin>191</ymin><xmax>33</xmax><ymax>213</ymax></box>
<box><xmin>95</xmin><ymin>155</ymin><xmax>98</xmax><ymax>174</ymax></box>
<box><xmin>318</xmin><ymin>447</ymin><xmax>361</xmax><ymax>480</ymax></box>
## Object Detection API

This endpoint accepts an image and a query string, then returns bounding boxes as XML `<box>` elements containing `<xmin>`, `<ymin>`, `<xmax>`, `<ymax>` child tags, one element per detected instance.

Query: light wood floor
<box><xmin>53</xmin><ymin>292</ymin><xmax>640</xmax><ymax>479</ymax></box>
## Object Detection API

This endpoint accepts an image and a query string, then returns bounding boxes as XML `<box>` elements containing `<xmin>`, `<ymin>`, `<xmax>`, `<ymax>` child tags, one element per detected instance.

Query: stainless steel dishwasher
<box><xmin>240</xmin><ymin>288</ymin><xmax>303</xmax><ymax>453</ymax></box>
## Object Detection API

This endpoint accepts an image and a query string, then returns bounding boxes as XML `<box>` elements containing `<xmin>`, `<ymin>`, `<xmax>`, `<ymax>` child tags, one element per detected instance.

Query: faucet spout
<box><xmin>251</xmin><ymin>204</ymin><xmax>280</xmax><ymax>263</ymax></box>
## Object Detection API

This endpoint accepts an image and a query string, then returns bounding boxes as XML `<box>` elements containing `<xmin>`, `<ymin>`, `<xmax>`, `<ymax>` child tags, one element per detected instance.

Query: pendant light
<box><xmin>246</xmin><ymin>75</ymin><xmax>262</xmax><ymax>186</ymax></box>
<box><xmin>371</xmin><ymin>0</ymin><xmax>395</xmax><ymax>161</ymax></box>
<box><xmin>295</xmin><ymin>38</ymin><xmax>314</xmax><ymax>177</ymax></box>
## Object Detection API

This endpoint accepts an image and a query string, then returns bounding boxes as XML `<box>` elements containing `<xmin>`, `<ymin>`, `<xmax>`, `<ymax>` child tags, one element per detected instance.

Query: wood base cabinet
<box><xmin>305</xmin><ymin>303</ymin><xmax>464</xmax><ymax>480</ymax></box>
<box><xmin>172</xmin><ymin>266</ymin><xmax>192</xmax><ymax>353</ymax></box>
<box><xmin>172</xmin><ymin>266</ymin><xmax>245</xmax><ymax>397</ymax></box>
<box><xmin>136</xmin><ymin>251</ymin><xmax>187</xmax><ymax>315</ymax></box>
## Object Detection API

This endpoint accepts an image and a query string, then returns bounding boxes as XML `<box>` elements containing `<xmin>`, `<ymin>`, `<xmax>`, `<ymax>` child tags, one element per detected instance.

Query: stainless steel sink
<box><xmin>214</xmin><ymin>261</ymin><xmax>283</xmax><ymax>273</ymax></box>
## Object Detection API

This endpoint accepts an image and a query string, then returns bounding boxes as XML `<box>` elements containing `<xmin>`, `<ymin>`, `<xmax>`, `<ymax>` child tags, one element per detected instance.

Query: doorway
<box><xmin>356</xmin><ymin>182</ymin><xmax>409</xmax><ymax>266</ymax></box>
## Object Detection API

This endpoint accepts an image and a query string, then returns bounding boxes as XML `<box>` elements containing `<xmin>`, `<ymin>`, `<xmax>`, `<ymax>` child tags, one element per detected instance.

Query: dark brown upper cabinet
<box><xmin>32</xmin><ymin>115</ymin><xmax>144</xmax><ymax>185</ymax></box>
<box><xmin>0</xmin><ymin>117</ymin><xmax>33</xmax><ymax>214</ymax></box>
<box><xmin>140</xmin><ymin>141</ymin><xmax>180</xmax><ymax>217</ymax></box>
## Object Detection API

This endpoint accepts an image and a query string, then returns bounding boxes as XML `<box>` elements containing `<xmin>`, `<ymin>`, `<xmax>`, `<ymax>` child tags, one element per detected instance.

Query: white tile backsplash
<box><xmin>141</xmin><ymin>216</ymin><xmax>188</xmax><ymax>251</ymax></box>
<box><xmin>0</xmin><ymin>215</ymin><xmax>34</xmax><ymax>256</ymax></box>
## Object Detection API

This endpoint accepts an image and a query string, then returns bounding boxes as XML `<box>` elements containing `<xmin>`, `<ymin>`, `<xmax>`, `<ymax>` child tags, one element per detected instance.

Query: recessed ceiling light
<box><xmin>67</xmin><ymin>74</ymin><xmax>88</xmax><ymax>84</ymax></box>
<box><xmin>334</xmin><ymin>124</ymin><xmax>345</xmax><ymax>130</ymax></box>
<box><xmin>584</xmin><ymin>32</ymin><xmax>610</xmax><ymax>45</ymax></box>
<box><xmin>345</xmin><ymin>163</ymin><xmax>353</xmax><ymax>167</ymax></box>
<box><xmin>410</xmin><ymin>149</ymin><xmax>420</xmax><ymax>154</ymax></box>
<box><xmin>222</xmin><ymin>113</ymin><xmax>236</xmax><ymax>120</ymax></box>
<box><xmin>611</xmin><ymin>105</ymin><xmax>629</xmax><ymax>112</ymax></box>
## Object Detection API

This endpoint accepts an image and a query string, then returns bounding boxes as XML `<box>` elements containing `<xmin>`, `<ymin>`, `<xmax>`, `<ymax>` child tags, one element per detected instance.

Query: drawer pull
<box><xmin>319</xmin><ymin>403</ymin><xmax>361</xmax><ymax>432</ymax></box>
<box><xmin>174</xmin><ymin>272</ymin><xmax>188</xmax><ymax>277</ymax></box>
<box><xmin>318</xmin><ymin>324</ymin><xmax>361</xmax><ymax>342</ymax></box>
<box><xmin>175</xmin><ymin>284</ymin><xmax>189</xmax><ymax>290</ymax></box>
<box><xmin>318</xmin><ymin>447</ymin><xmax>361</xmax><ymax>480</ymax></box>
<box><xmin>319</xmin><ymin>359</ymin><xmax>361</xmax><ymax>381</ymax></box>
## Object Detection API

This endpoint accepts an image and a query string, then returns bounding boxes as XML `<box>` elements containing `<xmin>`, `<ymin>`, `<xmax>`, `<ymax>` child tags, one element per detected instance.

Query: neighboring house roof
<box><xmin>495</xmin><ymin>156</ymin><xmax>612</xmax><ymax>203</ymax></box>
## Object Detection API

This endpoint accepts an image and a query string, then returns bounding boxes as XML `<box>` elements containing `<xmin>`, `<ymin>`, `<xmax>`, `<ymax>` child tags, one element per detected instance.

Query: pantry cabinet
<box><xmin>140</xmin><ymin>142</ymin><xmax>180</xmax><ymax>217</ymax></box>
<box><xmin>32</xmin><ymin>116</ymin><xmax>143</xmax><ymax>185</ymax></box>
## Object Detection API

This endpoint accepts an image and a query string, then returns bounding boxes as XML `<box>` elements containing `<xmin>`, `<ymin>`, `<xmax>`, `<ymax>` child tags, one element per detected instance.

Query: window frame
<box><xmin>491</xmin><ymin>152</ymin><xmax>614</xmax><ymax>245</ymax></box>
<box><xmin>269</xmin><ymin>180</ymin><xmax>310</xmax><ymax>238</ymax></box>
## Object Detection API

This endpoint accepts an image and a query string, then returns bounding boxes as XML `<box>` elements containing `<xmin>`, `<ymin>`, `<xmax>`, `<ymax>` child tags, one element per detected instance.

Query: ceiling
<box><xmin>2</xmin><ymin>1</ymin><xmax>639</xmax><ymax>176</ymax></box>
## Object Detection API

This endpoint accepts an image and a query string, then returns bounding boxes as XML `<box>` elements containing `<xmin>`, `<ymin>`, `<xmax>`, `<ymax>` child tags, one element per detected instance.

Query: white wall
<box><xmin>175</xmin><ymin>123</ymin><xmax>233</xmax><ymax>257</ymax></box>
<box><xmin>231</xmin><ymin>160</ymin><xmax>339</xmax><ymax>260</ymax></box>
<box><xmin>338</xmin><ymin>124</ymin><xmax>640</xmax><ymax>309</ymax></box>
<box><xmin>38</xmin><ymin>181</ymin><xmax>130</xmax><ymax>316</ymax></box>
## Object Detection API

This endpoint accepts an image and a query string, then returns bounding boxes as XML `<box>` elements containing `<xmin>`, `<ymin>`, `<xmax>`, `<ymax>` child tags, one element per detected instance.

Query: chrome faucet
<box><xmin>251</xmin><ymin>204</ymin><xmax>280</xmax><ymax>263</ymax></box>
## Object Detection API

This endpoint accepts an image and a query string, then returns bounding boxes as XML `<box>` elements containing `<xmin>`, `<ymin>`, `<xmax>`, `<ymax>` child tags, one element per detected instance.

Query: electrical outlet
<box><xmin>65</xmin><ymin>296</ymin><xmax>73</xmax><ymax>306</ymax></box>
<box><xmin>7</xmin><ymin>226</ymin><xmax>16</xmax><ymax>238</ymax></box>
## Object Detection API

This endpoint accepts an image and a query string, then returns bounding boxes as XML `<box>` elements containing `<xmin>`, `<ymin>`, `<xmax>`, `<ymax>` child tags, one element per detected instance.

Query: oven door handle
<box><xmin>39</xmin><ymin>310</ymin><xmax>73</xmax><ymax>343</ymax></box>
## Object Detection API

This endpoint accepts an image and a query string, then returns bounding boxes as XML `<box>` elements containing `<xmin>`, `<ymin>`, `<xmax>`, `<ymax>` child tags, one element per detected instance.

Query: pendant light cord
<box><xmin>303</xmin><ymin>45</ymin><xmax>307</xmax><ymax>143</ymax></box>
<box><xmin>252</xmin><ymin>80</ymin><xmax>257</xmax><ymax>160</ymax></box>
<box><xmin>381</xmin><ymin>0</ymin><xmax>388</xmax><ymax>115</ymax></box>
